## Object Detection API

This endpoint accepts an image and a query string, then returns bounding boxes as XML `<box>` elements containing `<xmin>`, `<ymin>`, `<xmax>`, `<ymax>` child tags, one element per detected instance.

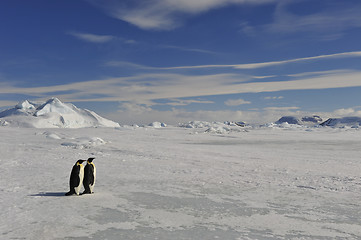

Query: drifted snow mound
<box><xmin>205</xmin><ymin>126</ymin><xmax>232</xmax><ymax>134</ymax></box>
<box><xmin>61</xmin><ymin>137</ymin><xmax>107</xmax><ymax>149</ymax></box>
<box><xmin>0</xmin><ymin>119</ymin><xmax>9</xmax><ymax>126</ymax></box>
<box><xmin>320</xmin><ymin>117</ymin><xmax>361</xmax><ymax>128</ymax></box>
<box><xmin>0</xmin><ymin>98</ymin><xmax>120</xmax><ymax>128</ymax></box>
<box><xmin>148</xmin><ymin>122</ymin><xmax>167</xmax><ymax>128</ymax></box>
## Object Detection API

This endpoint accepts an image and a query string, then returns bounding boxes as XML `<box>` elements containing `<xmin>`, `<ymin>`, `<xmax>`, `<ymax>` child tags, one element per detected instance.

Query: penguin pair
<box><xmin>65</xmin><ymin>158</ymin><xmax>96</xmax><ymax>196</ymax></box>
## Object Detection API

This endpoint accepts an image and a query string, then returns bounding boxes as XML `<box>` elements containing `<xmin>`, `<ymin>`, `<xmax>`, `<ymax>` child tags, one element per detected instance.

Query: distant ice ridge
<box><xmin>0</xmin><ymin>97</ymin><xmax>120</xmax><ymax>128</ymax></box>
<box><xmin>179</xmin><ymin>121</ymin><xmax>248</xmax><ymax>134</ymax></box>
<box><xmin>148</xmin><ymin>122</ymin><xmax>167</xmax><ymax>128</ymax></box>
<box><xmin>270</xmin><ymin>115</ymin><xmax>361</xmax><ymax>129</ymax></box>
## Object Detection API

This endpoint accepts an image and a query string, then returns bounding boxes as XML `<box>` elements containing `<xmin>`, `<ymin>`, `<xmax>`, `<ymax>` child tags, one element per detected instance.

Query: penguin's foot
<box><xmin>82</xmin><ymin>190</ymin><xmax>91</xmax><ymax>195</ymax></box>
<box><xmin>65</xmin><ymin>191</ymin><xmax>75</xmax><ymax>196</ymax></box>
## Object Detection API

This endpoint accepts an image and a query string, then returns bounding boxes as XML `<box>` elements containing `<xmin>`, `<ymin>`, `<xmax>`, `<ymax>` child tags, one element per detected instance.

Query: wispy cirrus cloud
<box><xmin>105</xmin><ymin>61</ymin><xmax>156</xmax><ymax>70</ymax></box>
<box><xmin>267</xmin><ymin>1</ymin><xmax>361</xmax><ymax>37</ymax></box>
<box><xmin>67</xmin><ymin>31</ymin><xmax>137</xmax><ymax>44</ymax></box>
<box><xmin>0</xmin><ymin>100</ymin><xmax>18</xmax><ymax>108</ymax></box>
<box><xmin>166</xmin><ymin>99</ymin><xmax>214</xmax><ymax>106</ymax></box>
<box><xmin>105</xmin><ymin>51</ymin><xmax>361</xmax><ymax>72</ymax></box>
<box><xmin>224</xmin><ymin>98</ymin><xmax>251</xmax><ymax>106</ymax></box>
<box><xmin>2</xmin><ymin>70</ymin><xmax>361</xmax><ymax>107</ymax></box>
<box><xmin>239</xmin><ymin>0</ymin><xmax>361</xmax><ymax>41</ymax></box>
<box><xmin>155</xmin><ymin>51</ymin><xmax>361</xmax><ymax>70</ymax></box>
<box><xmin>264</xmin><ymin>96</ymin><xmax>284</xmax><ymax>100</ymax></box>
<box><xmin>86</xmin><ymin>0</ymin><xmax>276</xmax><ymax>30</ymax></box>
<box><xmin>161</xmin><ymin>45</ymin><xmax>217</xmax><ymax>55</ymax></box>
<box><xmin>67</xmin><ymin>31</ymin><xmax>116</xmax><ymax>43</ymax></box>
<box><xmin>264</xmin><ymin>106</ymin><xmax>299</xmax><ymax>111</ymax></box>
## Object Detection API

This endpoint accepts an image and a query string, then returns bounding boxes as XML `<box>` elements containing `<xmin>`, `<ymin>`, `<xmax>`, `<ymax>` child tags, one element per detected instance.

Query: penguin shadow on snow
<box><xmin>30</xmin><ymin>192</ymin><xmax>67</xmax><ymax>197</ymax></box>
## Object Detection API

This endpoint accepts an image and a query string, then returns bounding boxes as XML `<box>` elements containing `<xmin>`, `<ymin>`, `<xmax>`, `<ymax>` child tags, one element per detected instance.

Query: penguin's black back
<box><xmin>83</xmin><ymin>163</ymin><xmax>94</xmax><ymax>185</ymax></box>
<box><xmin>69</xmin><ymin>164</ymin><xmax>81</xmax><ymax>188</ymax></box>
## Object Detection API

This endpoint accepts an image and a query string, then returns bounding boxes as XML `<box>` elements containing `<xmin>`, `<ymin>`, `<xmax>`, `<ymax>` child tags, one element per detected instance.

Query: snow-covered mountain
<box><xmin>275</xmin><ymin>116</ymin><xmax>302</xmax><ymax>125</ymax></box>
<box><xmin>274</xmin><ymin>115</ymin><xmax>361</xmax><ymax>128</ymax></box>
<box><xmin>320</xmin><ymin>117</ymin><xmax>361</xmax><ymax>128</ymax></box>
<box><xmin>0</xmin><ymin>98</ymin><xmax>120</xmax><ymax>128</ymax></box>
<box><xmin>275</xmin><ymin>115</ymin><xmax>323</xmax><ymax>125</ymax></box>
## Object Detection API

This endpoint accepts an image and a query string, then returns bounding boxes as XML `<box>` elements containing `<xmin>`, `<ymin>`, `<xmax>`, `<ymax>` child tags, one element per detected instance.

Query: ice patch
<box><xmin>43</xmin><ymin>132</ymin><xmax>62</xmax><ymax>140</ymax></box>
<box><xmin>1</xmin><ymin>127</ymin><xmax>361</xmax><ymax>239</ymax></box>
<box><xmin>61</xmin><ymin>137</ymin><xmax>107</xmax><ymax>149</ymax></box>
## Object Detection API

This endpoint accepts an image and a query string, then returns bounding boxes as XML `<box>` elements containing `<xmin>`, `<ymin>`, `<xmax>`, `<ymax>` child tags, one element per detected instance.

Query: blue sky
<box><xmin>1</xmin><ymin>0</ymin><xmax>361</xmax><ymax>124</ymax></box>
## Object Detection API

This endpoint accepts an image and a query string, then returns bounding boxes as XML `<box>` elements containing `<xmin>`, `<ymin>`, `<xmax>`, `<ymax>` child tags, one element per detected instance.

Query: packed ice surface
<box><xmin>1</xmin><ymin>125</ymin><xmax>361</xmax><ymax>239</ymax></box>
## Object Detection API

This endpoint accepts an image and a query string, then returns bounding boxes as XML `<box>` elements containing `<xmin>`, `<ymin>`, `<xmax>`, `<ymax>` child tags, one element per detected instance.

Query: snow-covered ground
<box><xmin>1</xmin><ymin>125</ymin><xmax>361</xmax><ymax>239</ymax></box>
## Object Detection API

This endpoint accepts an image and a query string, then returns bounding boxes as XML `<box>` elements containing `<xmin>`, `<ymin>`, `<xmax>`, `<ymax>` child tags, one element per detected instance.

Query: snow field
<box><xmin>0</xmin><ymin>126</ymin><xmax>361</xmax><ymax>239</ymax></box>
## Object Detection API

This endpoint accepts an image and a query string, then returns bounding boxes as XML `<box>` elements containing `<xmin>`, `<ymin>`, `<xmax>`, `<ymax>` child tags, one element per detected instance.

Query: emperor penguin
<box><xmin>65</xmin><ymin>159</ymin><xmax>86</xmax><ymax>196</ymax></box>
<box><xmin>82</xmin><ymin>158</ymin><xmax>96</xmax><ymax>194</ymax></box>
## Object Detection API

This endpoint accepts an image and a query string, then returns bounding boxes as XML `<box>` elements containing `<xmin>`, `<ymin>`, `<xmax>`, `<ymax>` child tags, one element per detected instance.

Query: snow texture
<box><xmin>1</xmin><ymin>125</ymin><xmax>361</xmax><ymax>239</ymax></box>
<box><xmin>0</xmin><ymin>98</ymin><xmax>120</xmax><ymax>128</ymax></box>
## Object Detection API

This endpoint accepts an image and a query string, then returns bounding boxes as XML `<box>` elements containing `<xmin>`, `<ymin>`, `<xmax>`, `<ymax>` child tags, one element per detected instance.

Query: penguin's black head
<box><xmin>87</xmin><ymin>158</ymin><xmax>95</xmax><ymax>162</ymax></box>
<box><xmin>77</xmin><ymin>159</ymin><xmax>86</xmax><ymax>164</ymax></box>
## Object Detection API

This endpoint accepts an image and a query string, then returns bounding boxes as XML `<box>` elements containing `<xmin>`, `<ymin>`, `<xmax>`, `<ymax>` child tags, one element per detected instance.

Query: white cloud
<box><xmin>106</xmin><ymin>103</ymin><xmax>249</xmax><ymax>125</ymax></box>
<box><xmin>224</xmin><ymin>98</ymin><xmax>251</xmax><ymax>106</ymax></box>
<box><xmin>0</xmin><ymin>100</ymin><xmax>18</xmax><ymax>108</ymax></box>
<box><xmin>158</xmin><ymin>51</ymin><xmax>361</xmax><ymax>70</ymax></box>
<box><xmin>264</xmin><ymin>1</ymin><xmax>361</xmax><ymax>39</ymax></box>
<box><xmin>87</xmin><ymin>0</ymin><xmax>276</xmax><ymax>30</ymax></box>
<box><xmin>264</xmin><ymin>106</ymin><xmax>299</xmax><ymax>111</ymax></box>
<box><xmin>2</xmin><ymin>70</ymin><xmax>361</xmax><ymax>107</ymax></box>
<box><xmin>264</xmin><ymin>96</ymin><xmax>283</xmax><ymax>100</ymax></box>
<box><xmin>252</xmin><ymin>75</ymin><xmax>277</xmax><ymax>79</ymax></box>
<box><xmin>68</xmin><ymin>31</ymin><xmax>115</xmax><ymax>43</ymax></box>
<box><xmin>105</xmin><ymin>61</ymin><xmax>156</xmax><ymax>70</ymax></box>
<box><xmin>332</xmin><ymin>108</ymin><xmax>361</xmax><ymax>117</ymax></box>
<box><xmin>285</xmin><ymin>70</ymin><xmax>350</xmax><ymax>78</ymax></box>
<box><xmin>166</xmin><ymin>99</ymin><xmax>214</xmax><ymax>106</ymax></box>
<box><xmin>118</xmin><ymin>102</ymin><xmax>153</xmax><ymax>114</ymax></box>
<box><xmin>161</xmin><ymin>45</ymin><xmax>217</xmax><ymax>55</ymax></box>
<box><xmin>106</xmin><ymin>102</ymin><xmax>319</xmax><ymax>125</ymax></box>
<box><xmin>105</xmin><ymin>51</ymin><xmax>361</xmax><ymax>73</ymax></box>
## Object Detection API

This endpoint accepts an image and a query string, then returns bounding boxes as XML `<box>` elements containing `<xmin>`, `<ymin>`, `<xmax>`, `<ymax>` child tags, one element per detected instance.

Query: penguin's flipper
<box><xmin>74</xmin><ymin>173</ymin><xmax>80</xmax><ymax>188</ymax></box>
<box><xmin>69</xmin><ymin>165</ymin><xmax>81</xmax><ymax>188</ymax></box>
<box><xmin>88</xmin><ymin>172</ymin><xmax>94</xmax><ymax>186</ymax></box>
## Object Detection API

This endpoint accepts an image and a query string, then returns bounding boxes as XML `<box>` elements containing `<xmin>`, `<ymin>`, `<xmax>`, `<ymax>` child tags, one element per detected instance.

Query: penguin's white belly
<box><xmin>89</xmin><ymin>166</ymin><xmax>96</xmax><ymax>192</ymax></box>
<box><xmin>74</xmin><ymin>167</ymin><xmax>84</xmax><ymax>195</ymax></box>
